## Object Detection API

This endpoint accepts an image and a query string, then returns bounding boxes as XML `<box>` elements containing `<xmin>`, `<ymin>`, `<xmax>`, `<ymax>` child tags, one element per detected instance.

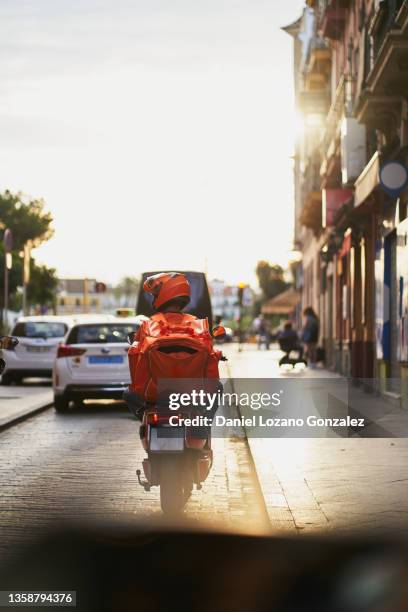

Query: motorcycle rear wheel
<box><xmin>160</xmin><ymin>458</ymin><xmax>186</xmax><ymax>515</ymax></box>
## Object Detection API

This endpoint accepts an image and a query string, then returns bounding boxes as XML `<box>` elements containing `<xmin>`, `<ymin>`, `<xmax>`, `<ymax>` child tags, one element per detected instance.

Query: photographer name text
<box><xmin>168</xmin><ymin>415</ymin><xmax>365</xmax><ymax>428</ymax></box>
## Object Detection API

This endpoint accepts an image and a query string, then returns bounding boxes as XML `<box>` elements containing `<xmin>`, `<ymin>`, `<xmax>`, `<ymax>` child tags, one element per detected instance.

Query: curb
<box><xmin>0</xmin><ymin>395</ymin><xmax>53</xmax><ymax>432</ymax></box>
<box><xmin>226</xmin><ymin>364</ymin><xmax>272</xmax><ymax>531</ymax></box>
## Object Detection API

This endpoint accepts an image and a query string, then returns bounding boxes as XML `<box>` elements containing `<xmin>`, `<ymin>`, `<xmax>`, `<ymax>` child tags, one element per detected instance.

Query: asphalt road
<box><xmin>0</xmin><ymin>395</ymin><xmax>267</xmax><ymax>560</ymax></box>
<box><xmin>3</xmin><ymin>343</ymin><xmax>408</xmax><ymax>562</ymax></box>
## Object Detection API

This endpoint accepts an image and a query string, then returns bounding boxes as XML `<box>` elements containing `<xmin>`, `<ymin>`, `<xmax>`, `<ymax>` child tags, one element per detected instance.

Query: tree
<box><xmin>113</xmin><ymin>276</ymin><xmax>140</xmax><ymax>307</ymax></box>
<box><xmin>255</xmin><ymin>261</ymin><xmax>288</xmax><ymax>301</ymax></box>
<box><xmin>0</xmin><ymin>190</ymin><xmax>53</xmax><ymax>250</ymax></box>
<box><xmin>0</xmin><ymin>190</ymin><xmax>56</xmax><ymax>318</ymax></box>
<box><xmin>27</xmin><ymin>264</ymin><xmax>59</xmax><ymax>311</ymax></box>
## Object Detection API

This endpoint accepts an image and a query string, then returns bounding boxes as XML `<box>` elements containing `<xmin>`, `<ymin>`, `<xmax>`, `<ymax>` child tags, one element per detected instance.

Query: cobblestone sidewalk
<box><xmin>225</xmin><ymin>343</ymin><xmax>408</xmax><ymax>536</ymax></box>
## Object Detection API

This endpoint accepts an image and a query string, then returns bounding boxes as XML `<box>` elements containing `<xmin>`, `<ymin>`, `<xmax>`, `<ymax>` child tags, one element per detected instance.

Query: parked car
<box><xmin>52</xmin><ymin>316</ymin><xmax>143</xmax><ymax>412</ymax></box>
<box><xmin>136</xmin><ymin>271</ymin><xmax>213</xmax><ymax>328</ymax></box>
<box><xmin>1</xmin><ymin>316</ymin><xmax>75</xmax><ymax>385</ymax></box>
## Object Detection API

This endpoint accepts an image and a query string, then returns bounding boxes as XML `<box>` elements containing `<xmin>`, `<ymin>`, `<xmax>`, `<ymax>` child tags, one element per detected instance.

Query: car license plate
<box><xmin>149</xmin><ymin>426</ymin><xmax>184</xmax><ymax>452</ymax></box>
<box><xmin>88</xmin><ymin>355</ymin><xmax>124</xmax><ymax>364</ymax></box>
<box><xmin>26</xmin><ymin>346</ymin><xmax>50</xmax><ymax>353</ymax></box>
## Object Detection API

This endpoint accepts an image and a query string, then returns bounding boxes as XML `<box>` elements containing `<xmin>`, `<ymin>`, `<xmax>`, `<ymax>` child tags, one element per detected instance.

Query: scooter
<box><xmin>136</xmin><ymin>403</ymin><xmax>213</xmax><ymax>515</ymax></box>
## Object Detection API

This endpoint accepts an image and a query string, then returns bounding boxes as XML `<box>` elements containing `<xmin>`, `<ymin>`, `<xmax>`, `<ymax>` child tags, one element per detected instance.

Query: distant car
<box><xmin>1</xmin><ymin>316</ymin><xmax>74</xmax><ymax>385</ymax></box>
<box><xmin>52</xmin><ymin>316</ymin><xmax>143</xmax><ymax>412</ymax></box>
<box><xmin>136</xmin><ymin>271</ymin><xmax>213</xmax><ymax>328</ymax></box>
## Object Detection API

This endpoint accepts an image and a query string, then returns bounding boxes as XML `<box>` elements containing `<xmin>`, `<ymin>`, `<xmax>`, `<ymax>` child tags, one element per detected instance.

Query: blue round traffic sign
<box><xmin>379</xmin><ymin>161</ymin><xmax>408</xmax><ymax>197</ymax></box>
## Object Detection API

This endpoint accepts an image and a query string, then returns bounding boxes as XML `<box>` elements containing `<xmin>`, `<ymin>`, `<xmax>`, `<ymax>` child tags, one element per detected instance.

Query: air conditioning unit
<box><xmin>341</xmin><ymin>117</ymin><xmax>366</xmax><ymax>185</ymax></box>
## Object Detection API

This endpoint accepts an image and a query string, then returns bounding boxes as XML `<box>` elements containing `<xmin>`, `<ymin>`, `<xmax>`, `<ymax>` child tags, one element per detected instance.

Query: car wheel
<box><xmin>54</xmin><ymin>395</ymin><xmax>70</xmax><ymax>413</ymax></box>
<box><xmin>1</xmin><ymin>372</ymin><xmax>15</xmax><ymax>385</ymax></box>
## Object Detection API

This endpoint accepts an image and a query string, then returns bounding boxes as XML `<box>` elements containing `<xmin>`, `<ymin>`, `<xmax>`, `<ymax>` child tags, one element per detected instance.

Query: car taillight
<box><xmin>57</xmin><ymin>345</ymin><xmax>86</xmax><ymax>358</ymax></box>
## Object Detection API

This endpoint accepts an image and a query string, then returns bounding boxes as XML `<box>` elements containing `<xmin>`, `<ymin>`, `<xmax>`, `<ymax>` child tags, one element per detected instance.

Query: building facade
<box><xmin>209</xmin><ymin>279</ymin><xmax>241</xmax><ymax>321</ymax></box>
<box><xmin>57</xmin><ymin>279</ymin><xmax>103</xmax><ymax>314</ymax></box>
<box><xmin>286</xmin><ymin>0</ymin><xmax>408</xmax><ymax>396</ymax></box>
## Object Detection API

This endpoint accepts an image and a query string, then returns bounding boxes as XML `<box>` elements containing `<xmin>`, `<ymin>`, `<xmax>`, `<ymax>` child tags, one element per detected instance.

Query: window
<box><xmin>67</xmin><ymin>324</ymin><xmax>135</xmax><ymax>345</ymax></box>
<box><xmin>12</xmin><ymin>321</ymin><xmax>68</xmax><ymax>339</ymax></box>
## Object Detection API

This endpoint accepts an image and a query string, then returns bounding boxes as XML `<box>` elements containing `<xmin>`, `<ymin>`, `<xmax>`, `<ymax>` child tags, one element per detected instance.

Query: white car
<box><xmin>1</xmin><ymin>316</ymin><xmax>75</xmax><ymax>385</ymax></box>
<box><xmin>52</xmin><ymin>316</ymin><xmax>142</xmax><ymax>412</ymax></box>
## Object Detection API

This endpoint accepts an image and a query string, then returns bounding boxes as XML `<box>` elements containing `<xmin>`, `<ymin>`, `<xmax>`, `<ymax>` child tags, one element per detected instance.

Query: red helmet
<box><xmin>143</xmin><ymin>272</ymin><xmax>190</xmax><ymax>311</ymax></box>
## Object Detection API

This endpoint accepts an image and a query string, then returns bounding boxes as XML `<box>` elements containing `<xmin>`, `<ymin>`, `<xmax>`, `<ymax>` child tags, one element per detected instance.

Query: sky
<box><xmin>0</xmin><ymin>0</ymin><xmax>304</xmax><ymax>287</ymax></box>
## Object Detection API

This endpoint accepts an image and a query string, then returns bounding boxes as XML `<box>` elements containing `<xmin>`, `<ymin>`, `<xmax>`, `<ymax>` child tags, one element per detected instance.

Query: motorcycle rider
<box><xmin>124</xmin><ymin>272</ymin><xmax>220</xmax><ymax>420</ymax></box>
<box><xmin>144</xmin><ymin>272</ymin><xmax>191</xmax><ymax>315</ymax></box>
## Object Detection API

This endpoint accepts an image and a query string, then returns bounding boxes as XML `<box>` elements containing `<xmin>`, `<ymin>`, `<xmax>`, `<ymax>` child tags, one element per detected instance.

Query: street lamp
<box><xmin>22</xmin><ymin>241</ymin><xmax>31</xmax><ymax>316</ymax></box>
<box><xmin>3</xmin><ymin>229</ymin><xmax>13</xmax><ymax>332</ymax></box>
<box><xmin>237</xmin><ymin>282</ymin><xmax>247</xmax><ymax>353</ymax></box>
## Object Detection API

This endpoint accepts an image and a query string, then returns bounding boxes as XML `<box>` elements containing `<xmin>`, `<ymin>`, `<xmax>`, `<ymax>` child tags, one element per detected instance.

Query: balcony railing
<box><xmin>369</xmin><ymin>0</ymin><xmax>405</xmax><ymax>56</ymax></box>
<box><xmin>360</xmin><ymin>0</ymin><xmax>408</xmax><ymax>100</ymax></box>
<box><xmin>305</xmin><ymin>37</ymin><xmax>332</xmax><ymax>91</ymax></box>
<box><xmin>317</xmin><ymin>0</ymin><xmax>351</xmax><ymax>12</ymax></box>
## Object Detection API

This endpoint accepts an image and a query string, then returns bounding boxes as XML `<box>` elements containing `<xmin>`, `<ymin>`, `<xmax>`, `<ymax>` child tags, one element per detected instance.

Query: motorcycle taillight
<box><xmin>147</xmin><ymin>412</ymin><xmax>159</xmax><ymax>425</ymax></box>
<box><xmin>146</xmin><ymin>412</ymin><xmax>184</xmax><ymax>425</ymax></box>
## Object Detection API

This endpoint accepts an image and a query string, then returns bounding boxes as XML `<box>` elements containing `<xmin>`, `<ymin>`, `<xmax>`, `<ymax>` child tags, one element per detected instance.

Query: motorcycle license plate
<box><xmin>149</xmin><ymin>425</ymin><xmax>184</xmax><ymax>452</ymax></box>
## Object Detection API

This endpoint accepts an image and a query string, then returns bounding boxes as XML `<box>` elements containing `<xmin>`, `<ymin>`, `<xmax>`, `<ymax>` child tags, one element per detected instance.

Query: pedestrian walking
<box><xmin>301</xmin><ymin>307</ymin><xmax>319</xmax><ymax>368</ymax></box>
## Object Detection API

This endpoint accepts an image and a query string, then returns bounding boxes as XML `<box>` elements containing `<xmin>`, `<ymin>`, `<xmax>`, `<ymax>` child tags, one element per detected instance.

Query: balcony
<box><xmin>299</xmin><ymin>89</ymin><xmax>330</xmax><ymax>119</ymax></box>
<box><xmin>299</xmin><ymin>191</ymin><xmax>322</xmax><ymax>235</ymax></box>
<box><xmin>318</xmin><ymin>1</ymin><xmax>348</xmax><ymax>40</ymax></box>
<box><xmin>365</xmin><ymin>33</ymin><xmax>408</xmax><ymax>98</ymax></box>
<box><xmin>355</xmin><ymin>2</ymin><xmax>408</xmax><ymax>129</ymax></box>
<box><xmin>358</xmin><ymin>1</ymin><xmax>408</xmax><ymax>104</ymax></box>
<box><xmin>370</xmin><ymin>0</ymin><xmax>407</xmax><ymax>55</ymax></box>
<box><xmin>355</xmin><ymin>92</ymin><xmax>403</xmax><ymax>141</ymax></box>
<box><xmin>305</xmin><ymin>38</ymin><xmax>332</xmax><ymax>91</ymax></box>
<box><xmin>317</xmin><ymin>0</ymin><xmax>352</xmax><ymax>11</ymax></box>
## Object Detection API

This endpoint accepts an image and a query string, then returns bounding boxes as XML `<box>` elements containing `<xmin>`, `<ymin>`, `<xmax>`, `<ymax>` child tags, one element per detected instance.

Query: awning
<box><xmin>331</xmin><ymin>197</ymin><xmax>354</xmax><ymax>230</ymax></box>
<box><xmin>322</xmin><ymin>188</ymin><xmax>353</xmax><ymax>227</ymax></box>
<box><xmin>354</xmin><ymin>152</ymin><xmax>380</xmax><ymax>207</ymax></box>
<box><xmin>338</xmin><ymin>233</ymin><xmax>351</xmax><ymax>258</ymax></box>
<box><xmin>261</xmin><ymin>288</ymin><xmax>301</xmax><ymax>316</ymax></box>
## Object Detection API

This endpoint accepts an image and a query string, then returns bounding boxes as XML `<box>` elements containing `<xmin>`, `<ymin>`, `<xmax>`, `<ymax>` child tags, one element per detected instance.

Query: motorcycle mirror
<box><xmin>0</xmin><ymin>336</ymin><xmax>19</xmax><ymax>350</ymax></box>
<box><xmin>213</xmin><ymin>325</ymin><xmax>226</xmax><ymax>339</ymax></box>
<box><xmin>127</xmin><ymin>332</ymin><xmax>136</xmax><ymax>345</ymax></box>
